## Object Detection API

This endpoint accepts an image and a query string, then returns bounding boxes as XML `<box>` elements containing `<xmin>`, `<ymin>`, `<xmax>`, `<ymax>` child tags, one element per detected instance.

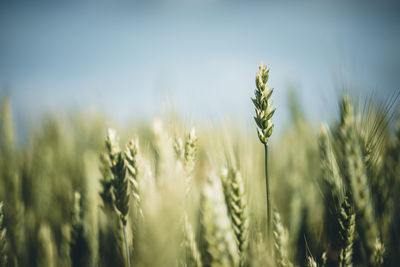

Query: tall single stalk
<box><xmin>252</xmin><ymin>62</ymin><xmax>275</xmax><ymax>243</ymax></box>
<box><xmin>264</xmin><ymin>144</ymin><xmax>271</xmax><ymax>239</ymax></box>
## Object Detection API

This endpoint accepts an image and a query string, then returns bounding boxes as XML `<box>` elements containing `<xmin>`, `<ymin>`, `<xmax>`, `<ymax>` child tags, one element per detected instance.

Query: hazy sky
<box><xmin>1</xmin><ymin>1</ymin><xmax>399</xmax><ymax>133</ymax></box>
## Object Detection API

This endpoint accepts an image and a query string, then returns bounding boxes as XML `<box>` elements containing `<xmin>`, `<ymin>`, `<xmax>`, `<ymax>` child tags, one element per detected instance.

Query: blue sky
<box><xmin>0</xmin><ymin>1</ymin><xmax>399</xmax><ymax>134</ymax></box>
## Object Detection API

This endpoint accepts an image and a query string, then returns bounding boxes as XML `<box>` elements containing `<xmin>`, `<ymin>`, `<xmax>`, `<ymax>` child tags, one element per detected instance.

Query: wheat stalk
<box><xmin>252</xmin><ymin>62</ymin><xmax>276</xmax><ymax>243</ymax></box>
<box><xmin>338</xmin><ymin>95</ymin><xmax>379</xmax><ymax>264</ymax></box>
<box><xmin>200</xmin><ymin>173</ymin><xmax>239</xmax><ymax>267</ymax></box>
<box><xmin>273</xmin><ymin>210</ymin><xmax>293</xmax><ymax>267</ymax></box>
<box><xmin>105</xmin><ymin>128</ymin><xmax>131</xmax><ymax>267</ymax></box>
<box><xmin>125</xmin><ymin>138</ymin><xmax>143</xmax><ymax>218</ymax></box>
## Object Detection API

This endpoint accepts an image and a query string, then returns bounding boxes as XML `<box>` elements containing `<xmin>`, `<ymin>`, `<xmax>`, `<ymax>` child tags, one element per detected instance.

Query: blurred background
<box><xmin>0</xmin><ymin>0</ymin><xmax>399</xmax><ymax>139</ymax></box>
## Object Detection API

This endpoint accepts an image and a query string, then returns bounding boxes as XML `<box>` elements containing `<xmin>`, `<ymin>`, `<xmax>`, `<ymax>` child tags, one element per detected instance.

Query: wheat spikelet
<box><xmin>200</xmin><ymin>173</ymin><xmax>239</xmax><ymax>267</ymax></box>
<box><xmin>338</xmin><ymin>198</ymin><xmax>355</xmax><ymax>267</ymax></box>
<box><xmin>225</xmin><ymin>168</ymin><xmax>249</xmax><ymax>266</ymax></box>
<box><xmin>105</xmin><ymin>128</ymin><xmax>129</xmax><ymax>225</ymax></box>
<box><xmin>273</xmin><ymin>210</ymin><xmax>293</xmax><ymax>267</ymax></box>
<box><xmin>338</xmin><ymin>95</ymin><xmax>378</xmax><ymax>261</ymax></box>
<box><xmin>0</xmin><ymin>202</ymin><xmax>7</xmax><ymax>267</ymax></box>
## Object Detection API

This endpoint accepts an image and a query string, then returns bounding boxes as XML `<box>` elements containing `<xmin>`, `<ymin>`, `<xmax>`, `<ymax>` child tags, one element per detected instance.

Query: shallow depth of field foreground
<box><xmin>0</xmin><ymin>63</ymin><xmax>399</xmax><ymax>267</ymax></box>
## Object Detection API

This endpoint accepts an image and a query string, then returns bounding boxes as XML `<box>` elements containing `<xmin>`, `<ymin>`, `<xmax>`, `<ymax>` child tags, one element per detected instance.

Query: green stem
<box><xmin>264</xmin><ymin>144</ymin><xmax>271</xmax><ymax>245</ymax></box>
<box><xmin>123</xmin><ymin>224</ymin><xmax>131</xmax><ymax>267</ymax></box>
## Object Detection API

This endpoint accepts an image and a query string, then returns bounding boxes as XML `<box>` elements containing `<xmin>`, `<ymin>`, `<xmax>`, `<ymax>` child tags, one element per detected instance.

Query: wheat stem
<box><xmin>264</xmin><ymin>144</ymin><xmax>271</xmax><ymax>244</ymax></box>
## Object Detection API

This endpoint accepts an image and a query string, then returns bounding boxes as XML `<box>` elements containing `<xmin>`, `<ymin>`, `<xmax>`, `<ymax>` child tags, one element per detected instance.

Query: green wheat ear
<box><xmin>200</xmin><ymin>173</ymin><xmax>239</xmax><ymax>267</ymax></box>
<box><xmin>105</xmin><ymin>128</ymin><xmax>130</xmax><ymax>225</ymax></box>
<box><xmin>252</xmin><ymin>62</ymin><xmax>275</xmax><ymax>146</ymax></box>
<box><xmin>105</xmin><ymin>128</ymin><xmax>131</xmax><ymax>267</ymax></box>
<box><xmin>0</xmin><ymin>202</ymin><xmax>7</xmax><ymax>267</ymax></box>
<box><xmin>338</xmin><ymin>95</ymin><xmax>379</xmax><ymax>263</ymax></box>
<box><xmin>225</xmin><ymin>168</ymin><xmax>249</xmax><ymax>267</ymax></box>
<box><xmin>338</xmin><ymin>198</ymin><xmax>355</xmax><ymax>267</ymax></box>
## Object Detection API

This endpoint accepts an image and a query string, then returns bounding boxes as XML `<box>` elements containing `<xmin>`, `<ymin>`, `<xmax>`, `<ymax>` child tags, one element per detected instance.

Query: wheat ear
<box><xmin>200</xmin><ymin>174</ymin><xmax>239</xmax><ymax>267</ymax></box>
<box><xmin>338</xmin><ymin>95</ymin><xmax>378</xmax><ymax>263</ymax></box>
<box><xmin>183</xmin><ymin>127</ymin><xmax>198</xmax><ymax>194</ymax></box>
<box><xmin>273</xmin><ymin>210</ymin><xmax>293</xmax><ymax>267</ymax></box>
<box><xmin>226</xmin><ymin>168</ymin><xmax>249</xmax><ymax>266</ymax></box>
<box><xmin>338</xmin><ymin>198</ymin><xmax>355</xmax><ymax>267</ymax></box>
<box><xmin>252</xmin><ymin>62</ymin><xmax>275</xmax><ymax>242</ymax></box>
<box><xmin>125</xmin><ymin>138</ymin><xmax>143</xmax><ymax>218</ymax></box>
<box><xmin>106</xmin><ymin>128</ymin><xmax>131</xmax><ymax>267</ymax></box>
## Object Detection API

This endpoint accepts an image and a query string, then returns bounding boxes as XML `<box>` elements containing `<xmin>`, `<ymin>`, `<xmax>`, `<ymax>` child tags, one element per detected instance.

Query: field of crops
<box><xmin>0</xmin><ymin>64</ymin><xmax>399</xmax><ymax>267</ymax></box>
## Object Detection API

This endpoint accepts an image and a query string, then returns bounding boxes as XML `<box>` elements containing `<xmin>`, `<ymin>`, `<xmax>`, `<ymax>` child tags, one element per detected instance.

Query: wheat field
<box><xmin>0</xmin><ymin>64</ymin><xmax>399</xmax><ymax>267</ymax></box>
